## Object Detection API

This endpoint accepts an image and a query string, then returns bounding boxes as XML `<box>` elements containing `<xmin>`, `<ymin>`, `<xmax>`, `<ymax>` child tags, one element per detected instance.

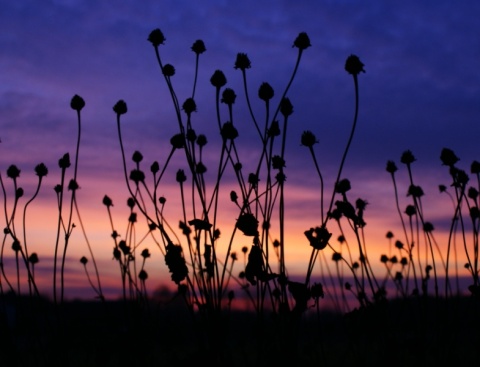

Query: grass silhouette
<box><xmin>1</xmin><ymin>28</ymin><xmax>479</xmax><ymax>366</ymax></box>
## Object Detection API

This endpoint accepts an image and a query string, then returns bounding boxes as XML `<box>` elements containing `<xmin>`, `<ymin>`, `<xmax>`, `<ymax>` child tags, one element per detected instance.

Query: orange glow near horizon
<box><xmin>1</xmin><ymin>169</ymin><xmax>475</xmax><ymax>308</ymax></box>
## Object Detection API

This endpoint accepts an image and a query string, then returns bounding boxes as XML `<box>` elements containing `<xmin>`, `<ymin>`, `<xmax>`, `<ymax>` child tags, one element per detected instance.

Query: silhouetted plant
<box><xmin>1</xmin><ymin>25</ymin><xmax>480</xmax><ymax>367</ymax></box>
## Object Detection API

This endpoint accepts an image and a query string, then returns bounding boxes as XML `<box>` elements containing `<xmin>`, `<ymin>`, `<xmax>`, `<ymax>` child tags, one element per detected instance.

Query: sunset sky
<box><xmin>1</xmin><ymin>0</ymin><xmax>479</xmax><ymax>303</ymax></box>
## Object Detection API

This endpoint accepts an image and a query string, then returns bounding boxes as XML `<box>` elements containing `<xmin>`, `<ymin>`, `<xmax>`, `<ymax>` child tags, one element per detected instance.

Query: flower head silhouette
<box><xmin>191</xmin><ymin>39</ymin><xmax>206</xmax><ymax>54</ymax></box>
<box><xmin>70</xmin><ymin>95</ymin><xmax>85</xmax><ymax>111</ymax></box>
<box><xmin>234</xmin><ymin>53</ymin><xmax>251</xmax><ymax>70</ymax></box>
<box><xmin>293</xmin><ymin>32</ymin><xmax>311</xmax><ymax>50</ymax></box>
<box><xmin>345</xmin><ymin>54</ymin><xmax>365</xmax><ymax>75</ymax></box>
<box><xmin>148</xmin><ymin>28</ymin><xmax>166</xmax><ymax>47</ymax></box>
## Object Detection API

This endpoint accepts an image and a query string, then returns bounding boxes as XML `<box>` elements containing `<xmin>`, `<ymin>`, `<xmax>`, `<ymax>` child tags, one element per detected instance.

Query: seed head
<box><xmin>345</xmin><ymin>54</ymin><xmax>365</xmax><ymax>75</ymax></box>
<box><xmin>138</xmin><ymin>269</ymin><xmax>148</xmax><ymax>281</ymax></box>
<box><xmin>301</xmin><ymin>131</ymin><xmax>318</xmax><ymax>148</ymax></box>
<box><xmin>196</xmin><ymin>162</ymin><xmax>207</xmax><ymax>174</ymax></box>
<box><xmin>7</xmin><ymin>165</ymin><xmax>20</xmax><ymax>179</ymax></box>
<box><xmin>470</xmin><ymin>207</ymin><xmax>480</xmax><ymax>220</ymax></box>
<box><xmin>182</xmin><ymin>98</ymin><xmax>197</xmax><ymax>114</ymax></box>
<box><xmin>191</xmin><ymin>39</ymin><xmax>206</xmax><ymax>54</ymax></box>
<box><xmin>59</xmin><ymin>153</ymin><xmax>71</xmax><ymax>169</ymax></box>
<box><xmin>468</xmin><ymin>187</ymin><xmax>478</xmax><ymax>200</ymax></box>
<box><xmin>148</xmin><ymin>28</ymin><xmax>166</xmax><ymax>47</ymax></box>
<box><xmin>70</xmin><ymin>95</ymin><xmax>85</xmax><ymax>111</ymax></box>
<box><xmin>271</xmin><ymin>155</ymin><xmax>285</xmax><ymax>170</ymax></box>
<box><xmin>221</xmin><ymin>88</ymin><xmax>237</xmax><ymax>105</ymax></box>
<box><xmin>150</xmin><ymin>161</ymin><xmax>160</xmax><ymax>174</ymax></box>
<box><xmin>407</xmin><ymin>184</ymin><xmax>424</xmax><ymax>198</ymax></box>
<box><xmin>196</xmin><ymin>134</ymin><xmax>207</xmax><ymax>147</ymax></box>
<box><xmin>268</xmin><ymin>121</ymin><xmax>280</xmax><ymax>137</ymax></box>
<box><xmin>234</xmin><ymin>53</ymin><xmax>251</xmax><ymax>70</ymax></box>
<box><xmin>221</xmin><ymin>122</ymin><xmax>239</xmax><ymax>140</ymax></box>
<box><xmin>471</xmin><ymin>161</ymin><xmax>480</xmax><ymax>174</ymax></box>
<box><xmin>210</xmin><ymin>70</ymin><xmax>227</xmax><ymax>88</ymax></box>
<box><xmin>29</xmin><ymin>253</ymin><xmax>39</xmax><ymax>264</ymax></box>
<box><xmin>335</xmin><ymin>178</ymin><xmax>351</xmax><ymax>194</ymax></box>
<box><xmin>311</xmin><ymin>282</ymin><xmax>324</xmax><ymax>299</ymax></box>
<box><xmin>440</xmin><ymin>147</ymin><xmax>459</xmax><ymax>167</ymax></box>
<box><xmin>230</xmin><ymin>191</ymin><xmax>238</xmax><ymax>203</ymax></box>
<box><xmin>258</xmin><ymin>82</ymin><xmax>274</xmax><ymax>101</ymax></box>
<box><xmin>293</xmin><ymin>32</ymin><xmax>311</xmax><ymax>50</ymax></box>
<box><xmin>170</xmin><ymin>133</ymin><xmax>185</xmax><ymax>149</ymax></box>
<box><xmin>405</xmin><ymin>204</ymin><xmax>416</xmax><ymax>217</ymax></box>
<box><xmin>129</xmin><ymin>169</ymin><xmax>145</xmax><ymax>184</ymax></box>
<box><xmin>332</xmin><ymin>252</ymin><xmax>342</xmax><ymax>262</ymax></box>
<box><xmin>280</xmin><ymin>98</ymin><xmax>293</xmax><ymax>117</ymax></box>
<box><xmin>162</xmin><ymin>64</ymin><xmax>175</xmax><ymax>77</ymax></box>
<box><xmin>423</xmin><ymin>222</ymin><xmax>434</xmax><ymax>232</ymax></box>
<box><xmin>68</xmin><ymin>179</ymin><xmax>79</xmax><ymax>191</ymax></box>
<box><xmin>16</xmin><ymin>187</ymin><xmax>24</xmax><ymax>198</ymax></box>
<box><xmin>34</xmin><ymin>163</ymin><xmax>48</xmax><ymax>177</ymax></box>
<box><xmin>400</xmin><ymin>150</ymin><xmax>416</xmax><ymax>165</ymax></box>
<box><xmin>102</xmin><ymin>195</ymin><xmax>113</xmax><ymax>207</ymax></box>
<box><xmin>11</xmin><ymin>240</ymin><xmax>21</xmax><ymax>253</ymax></box>
<box><xmin>386</xmin><ymin>160</ymin><xmax>397</xmax><ymax>174</ymax></box>
<box><xmin>248</xmin><ymin>173</ymin><xmax>259</xmax><ymax>187</ymax></box>
<box><xmin>113</xmin><ymin>100</ymin><xmax>128</xmax><ymax>115</ymax></box>
<box><xmin>176</xmin><ymin>169</ymin><xmax>187</xmax><ymax>183</ymax></box>
<box><xmin>127</xmin><ymin>197</ymin><xmax>135</xmax><ymax>209</ymax></box>
<box><xmin>132</xmin><ymin>151</ymin><xmax>143</xmax><ymax>164</ymax></box>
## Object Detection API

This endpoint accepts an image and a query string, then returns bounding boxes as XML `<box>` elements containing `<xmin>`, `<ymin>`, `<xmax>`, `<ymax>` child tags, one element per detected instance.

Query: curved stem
<box><xmin>325</xmin><ymin>74</ymin><xmax>359</xmax><ymax>221</ymax></box>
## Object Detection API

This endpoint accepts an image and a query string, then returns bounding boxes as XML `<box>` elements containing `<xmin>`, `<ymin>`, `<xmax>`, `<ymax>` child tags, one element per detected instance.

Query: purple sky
<box><xmin>1</xmin><ymin>0</ymin><xmax>479</xmax><ymax>300</ymax></box>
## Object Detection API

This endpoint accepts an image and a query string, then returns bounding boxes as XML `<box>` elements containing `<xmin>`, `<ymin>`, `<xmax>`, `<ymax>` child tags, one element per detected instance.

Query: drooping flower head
<box><xmin>471</xmin><ymin>160</ymin><xmax>480</xmax><ymax>174</ymax></box>
<box><xmin>440</xmin><ymin>147</ymin><xmax>459</xmax><ymax>167</ymax></box>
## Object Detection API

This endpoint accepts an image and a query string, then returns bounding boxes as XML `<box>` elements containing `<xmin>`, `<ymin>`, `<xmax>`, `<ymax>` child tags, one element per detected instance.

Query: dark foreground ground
<box><xmin>1</xmin><ymin>294</ymin><xmax>479</xmax><ymax>367</ymax></box>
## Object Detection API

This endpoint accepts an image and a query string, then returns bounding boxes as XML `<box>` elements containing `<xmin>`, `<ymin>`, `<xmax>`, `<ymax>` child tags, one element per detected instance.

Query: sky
<box><xmin>1</xmin><ymin>0</ymin><xmax>479</xmax><ymax>304</ymax></box>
